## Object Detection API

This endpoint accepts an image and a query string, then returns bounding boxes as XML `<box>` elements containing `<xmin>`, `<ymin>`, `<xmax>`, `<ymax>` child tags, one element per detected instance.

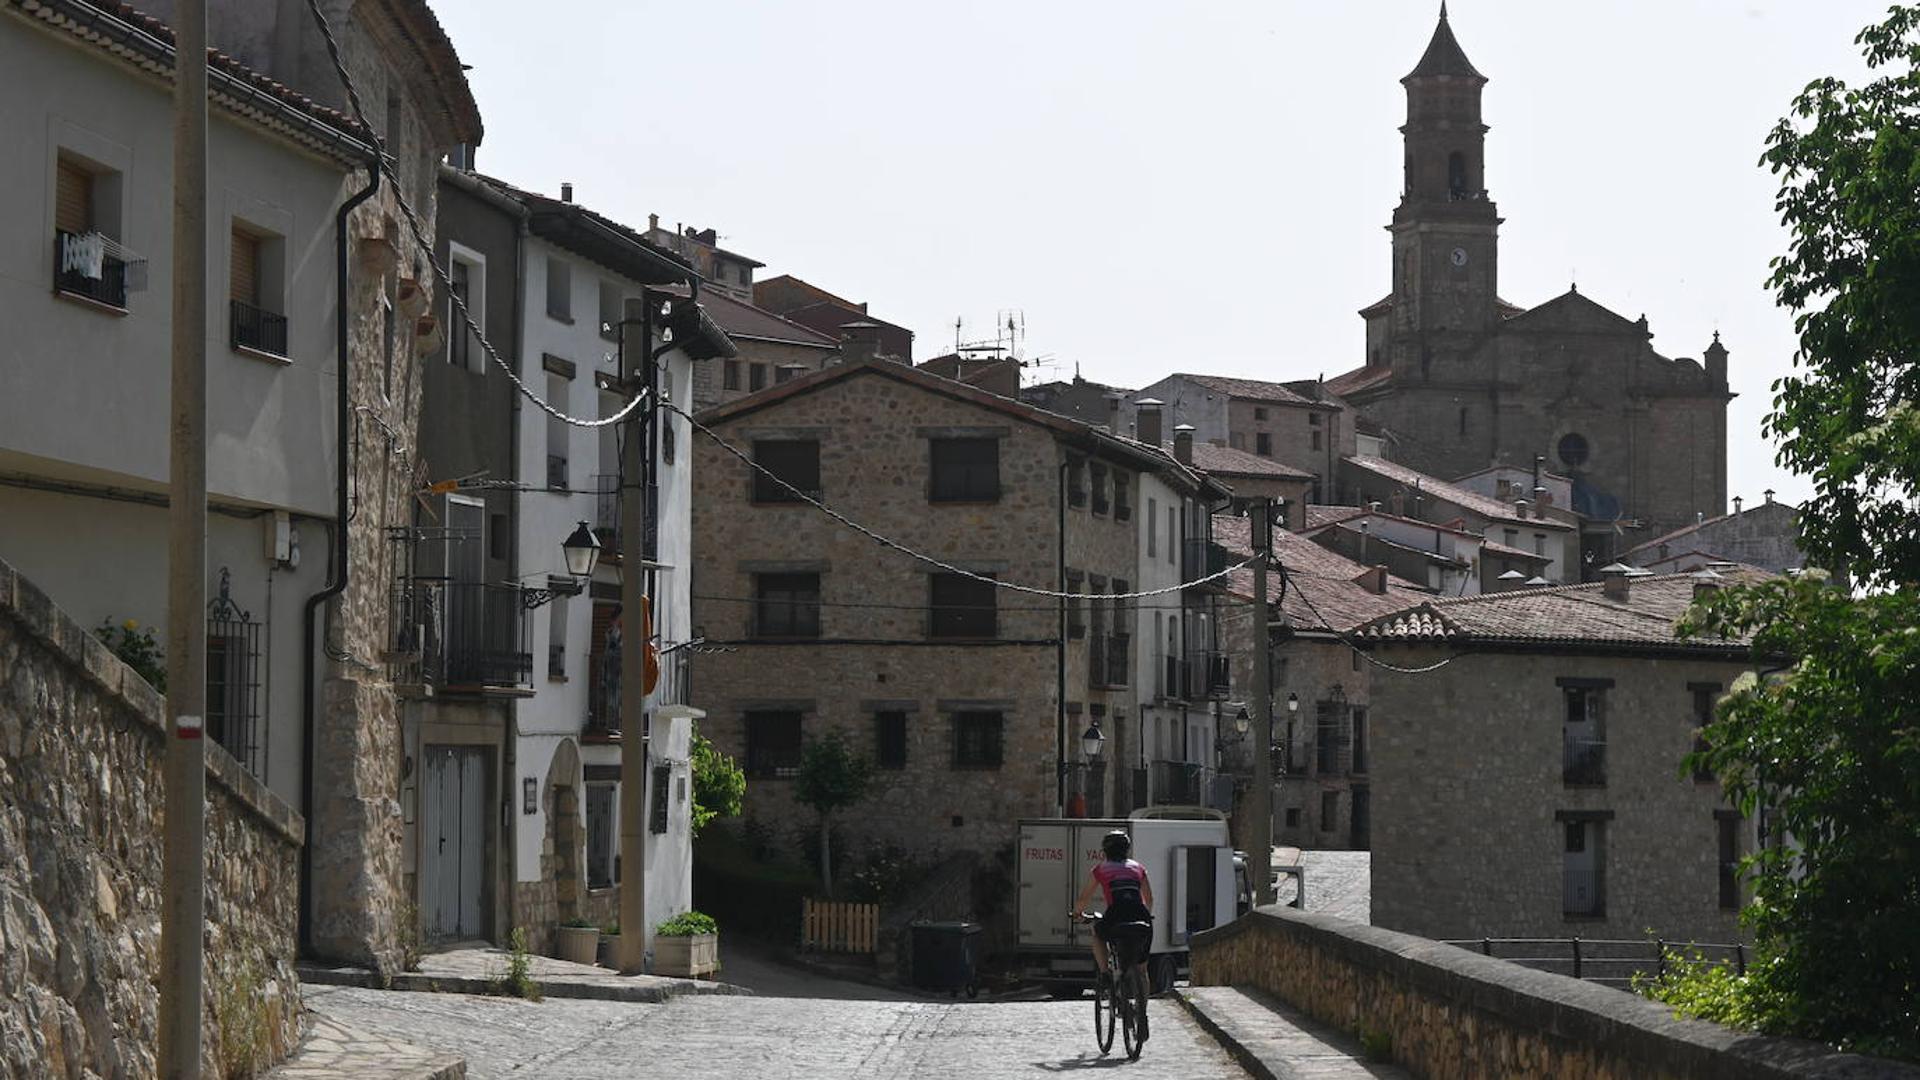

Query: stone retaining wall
<box><xmin>1190</xmin><ymin>905</ymin><xmax>1920</xmax><ymax>1080</ymax></box>
<box><xmin>1</xmin><ymin>558</ymin><xmax>306</xmax><ymax>1078</ymax></box>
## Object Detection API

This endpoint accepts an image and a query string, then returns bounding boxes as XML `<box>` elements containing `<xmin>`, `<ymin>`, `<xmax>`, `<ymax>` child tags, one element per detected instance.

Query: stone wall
<box><xmin>1190</xmin><ymin>906</ymin><xmax>1920</xmax><ymax>1080</ymax></box>
<box><xmin>0</xmin><ymin>558</ymin><xmax>306</xmax><ymax>1078</ymax></box>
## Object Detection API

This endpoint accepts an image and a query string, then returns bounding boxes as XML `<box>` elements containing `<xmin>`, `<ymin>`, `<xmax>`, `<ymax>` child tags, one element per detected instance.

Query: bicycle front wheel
<box><xmin>1121</xmin><ymin>966</ymin><xmax>1148</xmax><ymax>1060</ymax></box>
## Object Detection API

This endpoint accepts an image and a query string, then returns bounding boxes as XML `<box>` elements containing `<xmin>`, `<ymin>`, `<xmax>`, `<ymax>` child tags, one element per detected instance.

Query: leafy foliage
<box><xmin>1760</xmin><ymin>5</ymin><xmax>1920</xmax><ymax>587</ymax></box>
<box><xmin>690</xmin><ymin>726</ymin><xmax>745</xmax><ymax>837</ymax></box>
<box><xmin>655</xmin><ymin>910</ymin><xmax>718</xmax><ymax>937</ymax></box>
<box><xmin>96</xmin><ymin>618</ymin><xmax>166</xmax><ymax>692</ymax></box>
<box><xmin>845</xmin><ymin>845</ymin><xmax>923</xmax><ymax>906</ymax></box>
<box><xmin>491</xmin><ymin>926</ymin><xmax>541</xmax><ymax>1000</ymax></box>
<box><xmin>1634</xmin><ymin>949</ymin><xmax>1783</xmax><ymax>1034</ymax></box>
<box><xmin>793</xmin><ymin>732</ymin><xmax>873</xmax><ymax>896</ymax></box>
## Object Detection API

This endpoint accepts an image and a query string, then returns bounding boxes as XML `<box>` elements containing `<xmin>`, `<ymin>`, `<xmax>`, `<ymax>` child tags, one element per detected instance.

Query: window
<box><xmin>1090</xmin><ymin>463</ymin><xmax>1109</xmax><ymax>515</ymax></box>
<box><xmin>1146</xmin><ymin>497</ymin><xmax>1158</xmax><ymax>558</ymax></box>
<box><xmin>750</xmin><ymin>363</ymin><xmax>768</xmax><ymax>391</ymax></box>
<box><xmin>1168</xmin><ymin>505</ymin><xmax>1178</xmax><ymax>564</ymax></box>
<box><xmin>1504</xmin><ymin>528</ymin><xmax>1519</xmax><ymax>547</ymax></box>
<box><xmin>1255</xmin><ymin>433</ymin><xmax>1273</xmax><ymax>457</ymax></box>
<box><xmin>723</xmin><ymin>360</ymin><xmax>741</xmax><ymax>390</ymax></box>
<box><xmin>547</xmin><ymin>595</ymin><xmax>568</xmax><ymax>679</ymax></box>
<box><xmin>546</xmin><ymin>255</ymin><xmax>572</xmax><ymax>321</ymax></box>
<box><xmin>1562</xmin><ymin>819</ymin><xmax>1606</xmax><ymax>917</ymax></box>
<box><xmin>1558</xmin><ymin>432</ymin><xmax>1590</xmax><ymax>470</ymax></box>
<box><xmin>381</xmin><ymin>287</ymin><xmax>396</xmax><ymax>399</ymax></box>
<box><xmin>1448</xmin><ymin>150</ymin><xmax>1467</xmax><ymax>195</ymax></box>
<box><xmin>1320</xmin><ymin>791</ymin><xmax>1338</xmax><ymax>830</ymax></box>
<box><xmin>1284</xmin><ymin>807</ymin><xmax>1301</xmax><ymax>828</ymax></box>
<box><xmin>754</xmin><ymin>573</ymin><xmax>820</xmax><ymax>638</ymax></box>
<box><xmin>585</xmin><ymin>784</ymin><xmax>615</xmax><ymax>888</ymax></box>
<box><xmin>546</xmin><ymin>373</ymin><xmax>570</xmax><ymax>489</ymax></box>
<box><xmin>1315</xmin><ymin>702</ymin><xmax>1341</xmax><ymax>775</ymax></box>
<box><xmin>1561</xmin><ymin>681</ymin><xmax>1608</xmax><ymax>785</ymax></box>
<box><xmin>1106</xmin><ymin>580</ymin><xmax>1131</xmax><ymax>687</ymax></box>
<box><xmin>229</xmin><ymin>225</ymin><xmax>287</xmax><ymax>357</ymax></box>
<box><xmin>598</xmin><ymin>280</ymin><xmax>623</xmax><ymax>342</ymax></box>
<box><xmin>1310</xmin><ymin>429</ymin><xmax>1322</xmax><ymax>451</ymax></box>
<box><xmin>775</xmin><ymin>365</ymin><xmax>798</xmax><ymax>384</ymax></box>
<box><xmin>1064</xmin><ymin>571</ymin><xmax>1086</xmax><ymax>639</ymax></box>
<box><xmin>1067</xmin><ymin>459</ymin><xmax>1087</xmax><ymax>508</ymax></box>
<box><xmin>1690</xmin><ymin>684</ymin><xmax>1720</xmax><ymax>781</ymax></box>
<box><xmin>649</xmin><ymin>762</ymin><xmax>671</xmax><ymax>834</ymax></box>
<box><xmin>1113</xmin><ymin>473</ymin><xmax>1131</xmax><ymax>521</ymax></box>
<box><xmin>205</xmin><ymin>576</ymin><xmax>262</xmax><ymax>776</ymax></box>
<box><xmin>930</xmin><ymin>437</ymin><xmax>1000</xmax><ymax>502</ymax></box>
<box><xmin>930</xmin><ymin>573</ymin><xmax>996</xmax><ymax>638</ymax></box>
<box><xmin>1254</xmin><ymin>407</ymin><xmax>1268</xmax><ymax>421</ymax></box>
<box><xmin>751</xmin><ymin>440</ymin><xmax>819</xmax><ymax>502</ymax></box>
<box><xmin>1717</xmin><ymin>813</ymin><xmax>1741</xmax><ymax>909</ymax></box>
<box><xmin>953</xmin><ymin>712</ymin><xmax>1004</xmax><ymax>769</ymax></box>
<box><xmin>1350</xmin><ymin>707</ymin><xmax>1369</xmax><ymax>774</ymax></box>
<box><xmin>1308</xmin><ymin>412</ymin><xmax>1323</xmax><ymax>427</ymax></box>
<box><xmin>1230</xmin><ymin>432</ymin><xmax>1246</xmax><ymax>451</ymax></box>
<box><xmin>744</xmin><ymin>710</ymin><xmax>803</xmax><ymax>778</ymax></box>
<box><xmin>447</xmin><ymin>246</ymin><xmax>486</xmax><ymax>372</ymax></box>
<box><xmin>53</xmin><ymin>155</ymin><xmax>129</xmax><ymax>309</ymax></box>
<box><xmin>876</xmin><ymin>712</ymin><xmax>908</xmax><ymax>769</ymax></box>
<box><xmin>489</xmin><ymin>513</ymin><xmax>508</xmax><ymax>560</ymax></box>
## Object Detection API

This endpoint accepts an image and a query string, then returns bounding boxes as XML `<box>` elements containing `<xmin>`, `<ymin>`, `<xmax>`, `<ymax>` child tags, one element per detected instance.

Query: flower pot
<box><xmin>597</xmin><ymin>933</ymin><xmax>619</xmax><ymax>968</ymax></box>
<box><xmin>653</xmin><ymin>932</ymin><xmax>718</xmax><ymax>978</ymax></box>
<box><xmin>555</xmin><ymin>925</ymin><xmax>600</xmax><ymax>966</ymax></box>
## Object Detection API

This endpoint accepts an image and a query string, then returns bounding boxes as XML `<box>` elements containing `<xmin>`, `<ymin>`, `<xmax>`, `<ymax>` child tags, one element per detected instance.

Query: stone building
<box><xmin>1619</xmin><ymin>491</ymin><xmax>1809</xmax><ymax>576</ymax></box>
<box><xmin>1213</xmin><ymin>520</ymin><xmax>1428</xmax><ymax>854</ymax></box>
<box><xmin>688</xmin><ymin>359</ymin><xmax>1219</xmax><ymax>862</ymax></box>
<box><xmin>1123</xmin><ymin>374</ymin><xmax>1350</xmax><ymax>496</ymax></box>
<box><xmin>1341</xmin><ymin>454</ymin><xmax>1578</xmax><ymax>584</ymax></box>
<box><xmin>1358</xmin><ymin>569</ymin><xmax>1765</xmax><ymax>944</ymax></box>
<box><xmin>754</xmin><ymin>274</ymin><xmax>914</xmax><ymax>362</ymax></box>
<box><xmin>1326</xmin><ymin>8</ymin><xmax>1732</xmax><ymax>555</ymax></box>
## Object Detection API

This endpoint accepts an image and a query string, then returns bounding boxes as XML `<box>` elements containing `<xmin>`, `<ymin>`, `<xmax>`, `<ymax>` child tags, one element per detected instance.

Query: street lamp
<box><xmin>1215</xmin><ymin>706</ymin><xmax>1251</xmax><ymax>752</ymax></box>
<box><xmin>523</xmin><ymin>521</ymin><xmax>603</xmax><ymax>608</ymax></box>
<box><xmin>1080</xmin><ymin>722</ymin><xmax>1106</xmax><ymax>762</ymax></box>
<box><xmin>1286</xmin><ymin>692</ymin><xmax>1300</xmax><ymax>716</ymax></box>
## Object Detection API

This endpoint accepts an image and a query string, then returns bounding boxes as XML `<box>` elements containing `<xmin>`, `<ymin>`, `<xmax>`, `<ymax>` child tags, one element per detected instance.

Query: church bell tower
<box><xmin>1389</xmin><ymin>4</ymin><xmax>1501</xmax><ymax>364</ymax></box>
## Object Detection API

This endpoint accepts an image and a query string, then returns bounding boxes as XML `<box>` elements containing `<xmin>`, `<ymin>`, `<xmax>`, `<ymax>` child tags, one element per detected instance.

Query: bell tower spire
<box><xmin>1388</xmin><ymin>4</ymin><xmax>1501</xmax><ymax>356</ymax></box>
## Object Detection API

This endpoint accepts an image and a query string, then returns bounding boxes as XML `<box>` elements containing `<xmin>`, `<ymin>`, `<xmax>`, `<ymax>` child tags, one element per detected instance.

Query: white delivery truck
<box><xmin>1015</xmin><ymin>809</ymin><xmax>1246</xmax><ymax>994</ymax></box>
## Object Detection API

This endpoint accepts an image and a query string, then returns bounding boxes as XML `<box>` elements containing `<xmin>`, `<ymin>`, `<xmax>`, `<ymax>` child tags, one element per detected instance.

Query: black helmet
<box><xmin>1101</xmin><ymin>830</ymin><xmax>1131</xmax><ymax>860</ymax></box>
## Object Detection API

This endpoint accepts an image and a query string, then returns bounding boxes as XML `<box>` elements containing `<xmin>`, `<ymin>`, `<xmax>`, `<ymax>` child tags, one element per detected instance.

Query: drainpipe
<box><xmin>300</xmin><ymin>156</ymin><xmax>380</xmax><ymax>951</ymax></box>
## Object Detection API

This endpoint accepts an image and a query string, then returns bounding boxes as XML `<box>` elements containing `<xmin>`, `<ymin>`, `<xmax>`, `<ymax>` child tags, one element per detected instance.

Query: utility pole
<box><xmin>160</xmin><ymin>0</ymin><xmax>208</xmax><ymax>1074</ymax></box>
<box><xmin>615</xmin><ymin>296</ymin><xmax>652</xmax><ymax>973</ymax></box>
<box><xmin>1249</xmin><ymin>497</ymin><xmax>1276</xmax><ymax>906</ymax></box>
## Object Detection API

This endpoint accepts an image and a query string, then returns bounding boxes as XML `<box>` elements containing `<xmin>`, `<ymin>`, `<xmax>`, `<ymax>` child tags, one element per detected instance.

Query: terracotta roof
<box><xmin>11</xmin><ymin>0</ymin><xmax>377</xmax><ymax>162</ymax></box>
<box><xmin>1185</xmin><ymin>442</ymin><xmax>1315</xmax><ymax>481</ymax></box>
<box><xmin>1346</xmin><ymin>456</ymin><xmax>1575</xmax><ymax>531</ymax></box>
<box><xmin>1325</xmin><ymin>364</ymin><xmax>1394</xmax><ymax>398</ymax></box>
<box><xmin>1171</xmin><ymin>374</ymin><xmax>1333</xmax><ymax>409</ymax></box>
<box><xmin>1356</xmin><ymin>570</ymin><xmax>1773</xmax><ymax>652</ymax></box>
<box><xmin>1214</xmin><ymin>516</ymin><xmax>1428</xmax><ymax>632</ymax></box>
<box><xmin>1405</xmin><ymin>5</ymin><xmax>1484</xmax><ymax>82</ymax></box>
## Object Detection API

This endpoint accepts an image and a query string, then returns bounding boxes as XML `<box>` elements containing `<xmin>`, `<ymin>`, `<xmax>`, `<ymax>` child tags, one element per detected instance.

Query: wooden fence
<box><xmin>801</xmin><ymin>898</ymin><xmax>879</xmax><ymax>954</ymax></box>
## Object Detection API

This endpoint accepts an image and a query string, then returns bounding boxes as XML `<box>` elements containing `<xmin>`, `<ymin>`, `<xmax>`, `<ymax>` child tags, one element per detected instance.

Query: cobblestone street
<box><xmin>1283</xmin><ymin>850</ymin><xmax>1372</xmax><ymax>923</ymax></box>
<box><xmin>300</xmin><ymin>984</ymin><xmax>1249</xmax><ymax>1079</ymax></box>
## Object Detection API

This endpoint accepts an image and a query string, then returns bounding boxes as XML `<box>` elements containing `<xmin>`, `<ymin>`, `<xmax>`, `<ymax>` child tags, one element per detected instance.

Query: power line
<box><xmin>302</xmin><ymin>0</ymin><xmax>648</xmax><ymax>430</ymax></box>
<box><xmin>662</xmin><ymin>399</ymin><xmax>1256</xmax><ymax>600</ymax></box>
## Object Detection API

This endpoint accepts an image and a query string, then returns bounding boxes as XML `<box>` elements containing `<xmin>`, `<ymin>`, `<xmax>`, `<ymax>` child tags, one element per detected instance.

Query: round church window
<box><xmin>1558</xmin><ymin>432</ymin><xmax>1591</xmax><ymax>470</ymax></box>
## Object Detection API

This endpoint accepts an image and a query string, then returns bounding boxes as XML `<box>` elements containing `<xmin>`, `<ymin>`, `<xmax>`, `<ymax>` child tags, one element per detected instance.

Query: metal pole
<box><xmin>161</xmin><ymin>1</ymin><xmax>208</xmax><ymax>1073</ymax></box>
<box><xmin>616</xmin><ymin>297</ymin><xmax>650</xmax><ymax>973</ymax></box>
<box><xmin>1250</xmin><ymin>498</ymin><xmax>1275</xmax><ymax>906</ymax></box>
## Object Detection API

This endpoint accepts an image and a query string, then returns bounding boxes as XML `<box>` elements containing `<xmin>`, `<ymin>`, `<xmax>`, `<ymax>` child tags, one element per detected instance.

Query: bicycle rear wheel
<box><xmin>1093</xmin><ymin>968</ymin><xmax>1116</xmax><ymax>1053</ymax></box>
<box><xmin>1121</xmin><ymin>965</ymin><xmax>1148</xmax><ymax>1060</ymax></box>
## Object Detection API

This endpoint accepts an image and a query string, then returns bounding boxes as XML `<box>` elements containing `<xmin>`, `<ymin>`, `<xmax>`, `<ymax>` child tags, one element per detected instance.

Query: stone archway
<box><xmin>537</xmin><ymin>738</ymin><xmax>583</xmax><ymax>948</ymax></box>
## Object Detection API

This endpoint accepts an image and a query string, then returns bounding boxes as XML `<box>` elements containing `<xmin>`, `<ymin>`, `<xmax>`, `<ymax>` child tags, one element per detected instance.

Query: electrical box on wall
<box><xmin>265</xmin><ymin>510</ymin><xmax>292</xmax><ymax>563</ymax></box>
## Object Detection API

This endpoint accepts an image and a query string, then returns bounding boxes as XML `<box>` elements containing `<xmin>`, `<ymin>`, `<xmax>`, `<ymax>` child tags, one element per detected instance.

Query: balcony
<box><xmin>592</xmin><ymin>473</ymin><xmax>620</xmax><ymax>550</ymax></box>
<box><xmin>53</xmin><ymin>230</ymin><xmax>128</xmax><ymax>309</ymax></box>
<box><xmin>1182</xmin><ymin>538</ymin><xmax>1229</xmax><ymax>585</ymax></box>
<box><xmin>1106</xmin><ymin>634</ymin><xmax>1130</xmax><ymax>687</ymax></box>
<box><xmin>1563</xmin><ymin>738</ymin><xmax>1607</xmax><ymax>786</ymax></box>
<box><xmin>391</xmin><ymin>579</ymin><xmax>532</xmax><ymax>689</ymax></box>
<box><xmin>230</xmin><ymin>298</ymin><xmax>288</xmax><ymax>357</ymax></box>
<box><xmin>1150</xmin><ymin>761</ymin><xmax>1234</xmax><ymax>810</ymax></box>
<box><xmin>1180</xmin><ymin>652</ymin><xmax>1232</xmax><ymax>700</ymax></box>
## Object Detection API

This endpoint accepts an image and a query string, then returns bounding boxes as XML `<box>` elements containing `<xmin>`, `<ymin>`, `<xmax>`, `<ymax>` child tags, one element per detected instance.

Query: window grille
<box><xmin>206</xmin><ymin>567</ymin><xmax>264</xmax><ymax>778</ymax></box>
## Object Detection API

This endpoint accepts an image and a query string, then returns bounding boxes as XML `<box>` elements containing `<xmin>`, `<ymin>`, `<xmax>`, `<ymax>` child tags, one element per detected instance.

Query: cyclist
<box><xmin>1071</xmin><ymin>829</ymin><xmax>1154</xmax><ymax>1034</ymax></box>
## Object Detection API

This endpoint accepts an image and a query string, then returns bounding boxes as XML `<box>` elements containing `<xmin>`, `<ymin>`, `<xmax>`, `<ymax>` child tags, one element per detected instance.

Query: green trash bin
<box><xmin>911</xmin><ymin>921</ymin><xmax>981</xmax><ymax>997</ymax></box>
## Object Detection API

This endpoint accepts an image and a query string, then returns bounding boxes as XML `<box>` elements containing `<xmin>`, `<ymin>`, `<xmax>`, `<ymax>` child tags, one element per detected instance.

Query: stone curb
<box><xmin>298</xmin><ymin>964</ymin><xmax>754</xmax><ymax>1004</ymax></box>
<box><xmin>1176</xmin><ymin>987</ymin><xmax>1407</xmax><ymax>1080</ymax></box>
<box><xmin>1176</xmin><ymin>989</ymin><xmax>1281</xmax><ymax>1080</ymax></box>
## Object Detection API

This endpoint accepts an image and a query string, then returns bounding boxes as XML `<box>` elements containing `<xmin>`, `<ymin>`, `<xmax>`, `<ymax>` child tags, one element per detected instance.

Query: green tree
<box><xmin>792</xmin><ymin>731</ymin><xmax>872</xmax><ymax>897</ymax></box>
<box><xmin>690</xmin><ymin>727</ymin><xmax>745</xmax><ymax>837</ymax></box>
<box><xmin>1661</xmin><ymin>7</ymin><xmax>1920</xmax><ymax>1057</ymax></box>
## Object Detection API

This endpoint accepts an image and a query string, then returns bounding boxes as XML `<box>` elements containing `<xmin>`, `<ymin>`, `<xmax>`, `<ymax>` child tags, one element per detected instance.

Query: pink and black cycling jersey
<box><xmin>1093</xmin><ymin>858</ymin><xmax>1147</xmax><ymax>907</ymax></box>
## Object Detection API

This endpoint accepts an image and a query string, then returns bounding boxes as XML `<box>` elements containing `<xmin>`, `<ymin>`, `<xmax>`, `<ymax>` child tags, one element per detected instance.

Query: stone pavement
<box><xmin>298</xmin><ymin>942</ymin><xmax>752</xmax><ymax>1003</ymax></box>
<box><xmin>299</xmin><ymin>983</ymin><xmax>1253</xmax><ymax>1078</ymax></box>
<box><xmin>1180</xmin><ymin>987</ymin><xmax>1410</xmax><ymax>1080</ymax></box>
<box><xmin>266</xmin><ymin>1013</ymin><xmax>465</xmax><ymax>1080</ymax></box>
<box><xmin>1275</xmin><ymin>849</ymin><xmax>1371</xmax><ymax>924</ymax></box>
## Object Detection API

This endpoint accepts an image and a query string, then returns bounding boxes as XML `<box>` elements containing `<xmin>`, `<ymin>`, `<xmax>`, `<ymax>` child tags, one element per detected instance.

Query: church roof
<box><xmin>1405</xmin><ymin>5</ymin><xmax>1485</xmax><ymax>83</ymax></box>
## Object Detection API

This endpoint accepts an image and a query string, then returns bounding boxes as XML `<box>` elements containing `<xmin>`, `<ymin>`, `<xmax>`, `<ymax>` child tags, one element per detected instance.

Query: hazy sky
<box><xmin>433</xmin><ymin>0</ymin><xmax>1888</xmax><ymax>508</ymax></box>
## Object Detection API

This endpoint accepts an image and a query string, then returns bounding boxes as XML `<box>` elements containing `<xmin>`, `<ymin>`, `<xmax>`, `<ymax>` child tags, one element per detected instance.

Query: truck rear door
<box><xmin>1016</xmin><ymin>821</ymin><xmax>1073</xmax><ymax>951</ymax></box>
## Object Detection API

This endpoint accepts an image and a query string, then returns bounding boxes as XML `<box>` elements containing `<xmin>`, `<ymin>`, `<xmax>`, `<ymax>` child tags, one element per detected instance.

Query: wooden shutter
<box><xmin>55</xmin><ymin>159</ymin><xmax>91</xmax><ymax>234</ymax></box>
<box><xmin>230</xmin><ymin>229</ymin><xmax>259</xmax><ymax>306</ymax></box>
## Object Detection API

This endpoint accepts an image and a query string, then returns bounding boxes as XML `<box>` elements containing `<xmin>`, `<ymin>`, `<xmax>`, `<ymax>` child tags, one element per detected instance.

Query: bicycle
<box><xmin>1075</xmin><ymin>910</ymin><xmax>1150</xmax><ymax>1060</ymax></box>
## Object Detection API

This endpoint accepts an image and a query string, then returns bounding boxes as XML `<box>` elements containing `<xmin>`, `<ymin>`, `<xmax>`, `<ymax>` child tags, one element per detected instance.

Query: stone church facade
<box><xmin>1328</xmin><ymin>8</ymin><xmax>1731</xmax><ymax>563</ymax></box>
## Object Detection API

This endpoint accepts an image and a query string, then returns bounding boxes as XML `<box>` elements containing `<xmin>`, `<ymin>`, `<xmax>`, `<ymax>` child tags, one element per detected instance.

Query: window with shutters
<box><xmin>52</xmin><ymin>154</ymin><xmax>128</xmax><ymax>309</ymax></box>
<box><xmin>229</xmin><ymin>225</ymin><xmax>288</xmax><ymax>357</ymax></box>
<box><xmin>930</xmin><ymin>437</ymin><xmax>999</xmax><ymax>502</ymax></box>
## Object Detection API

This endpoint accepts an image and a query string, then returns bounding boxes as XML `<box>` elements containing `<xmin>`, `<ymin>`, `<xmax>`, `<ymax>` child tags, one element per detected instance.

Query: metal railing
<box><xmin>592</xmin><ymin>473</ymin><xmax>620</xmax><ymax>549</ymax></box>
<box><xmin>1563</xmin><ymin>738</ymin><xmax>1607</xmax><ymax>785</ymax></box>
<box><xmin>230</xmin><ymin>298</ymin><xmax>288</xmax><ymax>356</ymax></box>
<box><xmin>1182</xmin><ymin>652</ymin><xmax>1231</xmax><ymax>700</ymax></box>
<box><xmin>1151</xmin><ymin>760</ymin><xmax>1205</xmax><ymax>805</ymax></box>
<box><xmin>53</xmin><ymin>229</ymin><xmax>128</xmax><ymax>308</ymax></box>
<box><xmin>547</xmin><ymin>454</ymin><xmax>570</xmax><ymax>491</ymax></box>
<box><xmin>391</xmin><ymin>579</ymin><xmax>532</xmax><ymax>688</ymax></box>
<box><xmin>1442</xmin><ymin>937</ymin><xmax>1748</xmax><ymax>989</ymax></box>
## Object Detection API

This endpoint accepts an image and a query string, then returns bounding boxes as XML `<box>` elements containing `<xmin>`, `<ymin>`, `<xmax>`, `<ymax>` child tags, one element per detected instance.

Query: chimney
<box><xmin>1599</xmin><ymin>562</ymin><xmax>1633</xmax><ymax>601</ymax></box>
<box><xmin>560</xmin><ymin>182</ymin><xmax>574</xmax><ymax>203</ymax></box>
<box><xmin>1514</xmin><ymin>498</ymin><xmax>1530</xmax><ymax>520</ymax></box>
<box><xmin>1763</xmin><ymin>488</ymin><xmax>1775</xmax><ymax>505</ymax></box>
<box><xmin>1705</xmin><ymin>560</ymin><xmax>1739</xmax><ymax>574</ymax></box>
<box><xmin>1353</xmin><ymin>566</ymin><xmax>1388</xmax><ymax>595</ymax></box>
<box><xmin>448</xmin><ymin>144</ymin><xmax>475</xmax><ymax>170</ymax></box>
<box><xmin>1367</xmin><ymin>500</ymin><xmax>1381</xmax><ymax>513</ymax></box>
<box><xmin>1496</xmin><ymin>569</ymin><xmax>1527</xmax><ymax>593</ymax></box>
<box><xmin>1691</xmin><ymin>569</ymin><xmax>1724</xmax><ymax>600</ymax></box>
<box><xmin>1173</xmin><ymin>424</ymin><xmax>1195</xmax><ymax>466</ymax></box>
<box><xmin>1733</xmin><ymin>496</ymin><xmax>1744</xmax><ymax>515</ymax></box>
<box><xmin>649</xmin><ymin>212</ymin><xmax>660</xmax><ymax>232</ymax></box>
<box><xmin>1136</xmin><ymin>398</ymin><xmax>1164</xmax><ymax>448</ymax></box>
<box><xmin>1105</xmin><ymin>393</ymin><xmax>1123</xmax><ymax>435</ymax></box>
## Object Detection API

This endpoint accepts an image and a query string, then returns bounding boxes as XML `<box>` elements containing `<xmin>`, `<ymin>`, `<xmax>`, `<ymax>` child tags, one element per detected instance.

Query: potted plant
<box><xmin>556</xmin><ymin>918</ymin><xmax>601</xmax><ymax>966</ymax></box>
<box><xmin>597</xmin><ymin>922</ymin><xmax>619</xmax><ymax>968</ymax></box>
<box><xmin>653</xmin><ymin>910</ymin><xmax>718</xmax><ymax>978</ymax></box>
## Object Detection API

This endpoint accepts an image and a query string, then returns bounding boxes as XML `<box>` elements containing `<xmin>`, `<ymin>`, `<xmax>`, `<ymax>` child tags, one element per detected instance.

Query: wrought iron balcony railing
<box><xmin>391</xmin><ymin>579</ymin><xmax>532</xmax><ymax>689</ymax></box>
<box><xmin>53</xmin><ymin>229</ymin><xmax>128</xmax><ymax>309</ymax></box>
<box><xmin>1563</xmin><ymin>738</ymin><xmax>1607</xmax><ymax>786</ymax></box>
<box><xmin>230</xmin><ymin>298</ymin><xmax>288</xmax><ymax>357</ymax></box>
